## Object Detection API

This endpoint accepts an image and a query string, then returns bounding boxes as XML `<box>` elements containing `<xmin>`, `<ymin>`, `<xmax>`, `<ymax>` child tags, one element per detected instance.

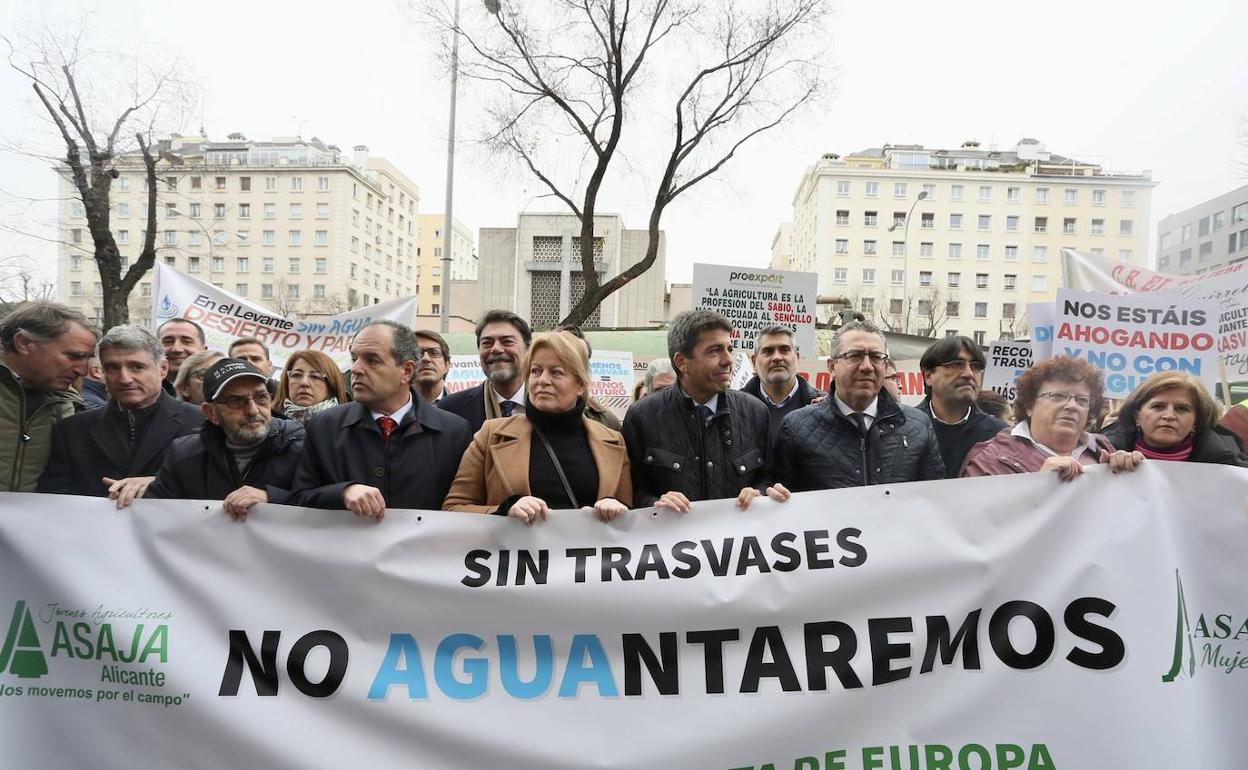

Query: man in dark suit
<box><xmin>437</xmin><ymin>309</ymin><xmax>532</xmax><ymax>434</ymax></box>
<box><xmin>38</xmin><ymin>325</ymin><xmax>203</xmax><ymax>505</ymax></box>
<box><xmin>291</xmin><ymin>320</ymin><xmax>471</xmax><ymax>517</ymax></box>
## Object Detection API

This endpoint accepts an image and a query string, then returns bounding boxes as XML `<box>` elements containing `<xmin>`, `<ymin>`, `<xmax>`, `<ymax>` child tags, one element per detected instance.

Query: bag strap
<box><xmin>530</xmin><ymin>422</ymin><xmax>579</xmax><ymax>509</ymax></box>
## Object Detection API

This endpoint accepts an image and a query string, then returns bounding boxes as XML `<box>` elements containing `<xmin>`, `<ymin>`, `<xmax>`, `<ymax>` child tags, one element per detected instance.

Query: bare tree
<box><xmin>0</xmin><ymin>254</ymin><xmax>55</xmax><ymax>315</ymax></box>
<box><xmin>3</xmin><ymin>20</ymin><xmax>192</xmax><ymax>329</ymax></box>
<box><xmin>268</xmin><ymin>277</ymin><xmax>304</xmax><ymax>318</ymax></box>
<box><xmin>436</xmin><ymin>0</ymin><xmax>829</xmax><ymax>325</ymax></box>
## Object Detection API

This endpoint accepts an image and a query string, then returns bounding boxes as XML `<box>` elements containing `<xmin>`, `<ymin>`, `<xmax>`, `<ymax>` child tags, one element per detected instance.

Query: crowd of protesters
<box><xmin>2</xmin><ymin>300</ymin><xmax>1245</xmax><ymax>523</ymax></box>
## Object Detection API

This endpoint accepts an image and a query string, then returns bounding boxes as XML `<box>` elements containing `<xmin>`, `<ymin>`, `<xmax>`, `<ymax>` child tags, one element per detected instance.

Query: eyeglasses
<box><xmin>832</xmin><ymin>350</ymin><xmax>890</xmax><ymax>366</ymax></box>
<box><xmin>287</xmin><ymin>370</ymin><xmax>330</xmax><ymax>384</ymax></box>
<box><xmin>937</xmin><ymin>359</ymin><xmax>986</xmax><ymax>373</ymax></box>
<box><xmin>1038</xmin><ymin>391</ymin><xmax>1091</xmax><ymax>408</ymax></box>
<box><xmin>418</xmin><ymin>347</ymin><xmax>446</xmax><ymax>360</ymax></box>
<box><xmin>216</xmin><ymin>391</ymin><xmax>272</xmax><ymax>410</ymax></box>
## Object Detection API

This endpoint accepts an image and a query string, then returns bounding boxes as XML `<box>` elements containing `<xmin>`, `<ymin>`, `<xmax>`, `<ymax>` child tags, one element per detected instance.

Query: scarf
<box><xmin>1134</xmin><ymin>435</ymin><xmax>1194</xmax><ymax>462</ymax></box>
<box><xmin>282</xmin><ymin>397</ymin><xmax>339</xmax><ymax>423</ymax></box>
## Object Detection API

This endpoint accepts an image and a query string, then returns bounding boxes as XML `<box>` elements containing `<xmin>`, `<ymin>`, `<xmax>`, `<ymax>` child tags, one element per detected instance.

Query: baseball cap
<box><xmin>202</xmin><ymin>358</ymin><xmax>269</xmax><ymax>403</ymax></box>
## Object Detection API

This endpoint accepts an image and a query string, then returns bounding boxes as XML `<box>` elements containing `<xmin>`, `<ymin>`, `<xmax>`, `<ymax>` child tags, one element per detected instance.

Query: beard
<box><xmin>226</xmin><ymin>419</ymin><xmax>269</xmax><ymax>445</ymax></box>
<box><xmin>486</xmin><ymin>361</ymin><xmax>518</xmax><ymax>386</ymax></box>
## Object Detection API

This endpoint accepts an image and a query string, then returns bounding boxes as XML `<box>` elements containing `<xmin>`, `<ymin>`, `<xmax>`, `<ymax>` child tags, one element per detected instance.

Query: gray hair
<box><xmin>830</xmin><ymin>319</ymin><xmax>887</xmax><ymax>358</ymax></box>
<box><xmin>96</xmin><ymin>325</ymin><xmax>164</xmax><ymax>363</ymax></box>
<box><xmin>643</xmin><ymin>357</ymin><xmax>675</xmax><ymax>392</ymax></box>
<box><xmin>667</xmin><ymin>309</ymin><xmax>733</xmax><ymax>375</ymax></box>
<box><xmin>0</xmin><ymin>301</ymin><xmax>96</xmax><ymax>353</ymax></box>
<box><xmin>363</xmin><ymin>320</ymin><xmax>420</xmax><ymax>366</ymax></box>
<box><xmin>173</xmin><ymin>350</ymin><xmax>226</xmax><ymax>392</ymax></box>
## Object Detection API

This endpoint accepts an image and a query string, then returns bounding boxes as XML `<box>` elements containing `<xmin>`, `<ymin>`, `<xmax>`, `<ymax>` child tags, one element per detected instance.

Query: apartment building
<box><xmin>1156</xmin><ymin>184</ymin><xmax>1248</xmax><ymax>276</ymax></box>
<box><xmin>779</xmin><ymin>138</ymin><xmax>1156</xmax><ymax>344</ymax></box>
<box><xmin>57</xmin><ymin>133</ymin><xmax>421</xmax><ymax>326</ymax></box>
<box><xmin>415</xmin><ymin>214</ymin><xmax>477</xmax><ymax>317</ymax></box>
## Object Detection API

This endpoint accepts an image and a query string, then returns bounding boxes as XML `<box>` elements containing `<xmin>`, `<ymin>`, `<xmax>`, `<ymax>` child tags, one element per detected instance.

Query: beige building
<box><xmin>57</xmin><ymin>133</ymin><xmax>421</xmax><ymax>327</ymax></box>
<box><xmin>477</xmin><ymin>212</ymin><xmax>667</xmax><ymax>329</ymax></box>
<box><xmin>415</xmin><ymin>214</ymin><xmax>476</xmax><ymax>317</ymax></box>
<box><xmin>783</xmin><ymin>138</ymin><xmax>1157</xmax><ymax>344</ymax></box>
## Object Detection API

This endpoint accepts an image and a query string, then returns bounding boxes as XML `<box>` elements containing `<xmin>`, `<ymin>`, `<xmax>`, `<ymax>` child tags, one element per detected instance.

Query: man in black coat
<box><xmin>438</xmin><ymin>310</ymin><xmax>532</xmax><ymax>434</ymax></box>
<box><xmin>916</xmin><ymin>335</ymin><xmax>1007</xmax><ymax>477</ymax></box>
<box><xmin>740</xmin><ymin>324</ymin><xmax>825</xmax><ymax>448</ymax></box>
<box><xmin>144</xmin><ymin>359</ymin><xmax>306</xmax><ymax>519</ymax></box>
<box><xmin>773</xmin><ymin>320</ymin><xmax>945</xmax><ymax>491</ymax></box>
<box><xmin>621</xmin><ymin>309</ymin><xmax>786</xmax><ymax>511</ymax></box>
<box><xmin>291</xmin><ymin>320</ymin><xmax>471</xmax><ymax>516</ymax></box>
<box><xmin>38</xmin><ymin>325</ymin><xmax>203</xmax><ymax>504</ymax></box>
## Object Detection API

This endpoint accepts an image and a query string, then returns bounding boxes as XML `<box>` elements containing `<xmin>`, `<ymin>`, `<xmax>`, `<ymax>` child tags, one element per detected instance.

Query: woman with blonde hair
<box><xmin>444</xmin><ymin>331</ymin><xmax>632</xmax><ymax>523</ymax></box>
<box><xmin>275</xmin><ymin>350</ymin><xmax>349</xmax><ymax>423</ymax></box>
<box><xmin>1103</xmin><ymin>371</ymin><xmax>1247</xmax><ymax>466</ymax></box>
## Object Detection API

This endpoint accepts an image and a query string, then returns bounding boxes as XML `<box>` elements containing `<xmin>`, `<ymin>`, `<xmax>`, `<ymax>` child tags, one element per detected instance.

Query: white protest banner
<box><xmin>1027</xmin><ymin>302</ymin><xmax>1057</xmax><ymax>361</ymax></box>
<box><xmin>445</xmin><ymin>354</ymin><xmax>485</xmax><ymax>394</ymax></box>
<box><xmin>1</xmin><ymin>463</ymin><xmax>1247</xmax><ymax>768</ymax></box>
<box><xmin>984</xmin><ymin>340</ymin><xmax>1033</xmax><ymax>401</ymax></box>
<box><xmin>692</xmin><ymin>263</ymin><xmax>818</xmax><ymax>353</ymax></box>
<box><xmin>1062</xmin><ymin>248</ymin><xmax>1248</xmax><ymax>379</ymax></box>
<box><xmin>1054</xmin><ymin>289</ymin><xmax>1220</xmax><ymax>398</ymax></box>
<box><xmin>151</xmin><ymin>263</ymin><xmax>417</xmax><ymax>370</ymax></box>
<box><xmin>445</xmin><ymin>351</ymin><xmax>634</xmax><ymax>416</ymax></box>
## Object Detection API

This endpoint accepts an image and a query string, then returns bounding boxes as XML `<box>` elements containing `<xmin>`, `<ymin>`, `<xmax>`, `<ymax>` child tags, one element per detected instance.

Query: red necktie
<box><xmin>377</xmin><ymin>416</ymin><xmax>397</xmax><ymax>445</ymax></box>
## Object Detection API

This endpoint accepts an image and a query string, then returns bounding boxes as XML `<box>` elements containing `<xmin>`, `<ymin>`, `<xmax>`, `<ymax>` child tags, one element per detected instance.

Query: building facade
<box><xmin>57</xmin><ymin>134</ymin><xmax>421</xmax><ymax>327</ymax></box>
<box><xmin>415</xmin><ymin>214</ymin><xmax>477</xmax><ymax>317</ymax></box>
<box><xmin>1156</xmin><ymin>184</ymin><xmax>1248</xmax><ymax>276</ymax></box>
<box><xmin>477</xmin><ymin>212</ymin><xmax>666</xmax><ymax>329</ymax></box>
<box><xmin>784</xmin><ymin>138</ymin><xmax>1156</xmax><ymax>344</ymax></box>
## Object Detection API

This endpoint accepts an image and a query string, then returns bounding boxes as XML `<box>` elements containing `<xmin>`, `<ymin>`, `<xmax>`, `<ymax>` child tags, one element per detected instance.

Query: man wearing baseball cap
<box><xmin>143</xmin><ymin>358</ymin><xmax>305</xmax><ymax>520</ymax></box>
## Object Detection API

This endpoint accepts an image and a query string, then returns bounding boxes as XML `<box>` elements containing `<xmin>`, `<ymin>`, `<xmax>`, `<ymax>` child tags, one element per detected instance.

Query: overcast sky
<box><xmin>2</xmin><ymin>0</ymin><xmax>1245</xmax><ymax>290</ymax></box>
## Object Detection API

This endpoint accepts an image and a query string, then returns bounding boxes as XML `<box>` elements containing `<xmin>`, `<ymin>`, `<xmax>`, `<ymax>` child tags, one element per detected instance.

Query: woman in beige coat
<box><xmin>443</xmin><ymin>331</ymin><xmax>632</xmax><ymax>523</ymax></box>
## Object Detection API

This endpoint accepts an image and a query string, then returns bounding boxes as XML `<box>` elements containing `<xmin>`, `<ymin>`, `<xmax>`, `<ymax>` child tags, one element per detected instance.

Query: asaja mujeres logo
<box><xmin>1162</xmin><ymin>570</ymin><xmax>1248</xmax><ymax>682</ymax></box>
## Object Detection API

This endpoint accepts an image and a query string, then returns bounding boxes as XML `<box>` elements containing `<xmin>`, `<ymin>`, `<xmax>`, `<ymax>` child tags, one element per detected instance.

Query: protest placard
<box><xmin>984</xmin><ymin>340</ymin><xmax>1034</xmax><ymax>401</ymax></box>
<box><xmin>691</xmin><ymin>264</ymin><xmax>817</xmax><ymax>353</ymax></box>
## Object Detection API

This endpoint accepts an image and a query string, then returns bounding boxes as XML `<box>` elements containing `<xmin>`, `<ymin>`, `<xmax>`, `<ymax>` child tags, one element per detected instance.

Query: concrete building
<box><xmin>770</xmin><ymin>223</ymin><xmax>794</xmax><ymax>271</ymax></box>
<box><xmin>57</xmin><ymin>133</ymin><xmax>421</xmax><ymax>327</ymax></box>
<box><xmin>415</xmin><ymin>214</ymin><xmax>476</xmax><ymax>317</ymax></box>
<box><xmin>1156</xmin><ymin>184</ymin><xmax>1248</xmax><ymax>276</ymax></box>
<box><xmin>786</xmin><ymin>138</ymin><xmax>1157</xmax><ymax>344</ymax></box>
<box><xmin>477</xmin><ymin>212</ymin><xmax>666</xmax><ymax>329</ymax></box>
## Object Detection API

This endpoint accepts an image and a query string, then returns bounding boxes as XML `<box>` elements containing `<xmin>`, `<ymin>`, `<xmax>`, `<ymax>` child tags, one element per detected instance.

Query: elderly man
<box><xmin>438</xmin><ymin>310</ymin><xmax>531</xmax><ymax>433</ymax></box>
<box><xmin>643</xmin><ymin>358</ymin><xmax>676</xmax><ymax>396</ymax></box>
<box><xmin>917</xmin><ymin>335</ymin><xmax>1006</xmax><ymax>477</ymax></box>
<box><xmin>0</xmin><ymin>302</ymin><xmax>97</xmax><ymax>491</ymax></box>
<box><xmin>291</xmin><ymin>320</ymin><xmax>471</xmax><ymax>517</ymax></box>
<box><xmin>413</xmin><ymin>328</ymin><xmax>451</xmax><ymax>404</ymax></box>
<box><xmin>38</xmin><ymin>325</ymin><xmax>203</xmax><ymax>504</ymax></box>
<box><xmin>144</xmin><ymin>359</ymin><xmax>305</xmax><ymax>519</ymax></box>
<box><xmin>773</xmin><ymin>320</ymin><xmax>944</xmax><ymax>491</ymax></box>
<box><xmin>621</xmin><ymin>309</ymin><xmax>784</xmax><ymax>511</ymax></box>
<box><xmin>741</xmin><ymin>324</ymin><xmax>825</xmax><ymax>447</ymax></box>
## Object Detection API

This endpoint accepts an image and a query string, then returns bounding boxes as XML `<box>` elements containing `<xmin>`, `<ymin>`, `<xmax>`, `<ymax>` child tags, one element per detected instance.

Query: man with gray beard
<box><xmin>143</xmin><ymin>359</ymin><xmax>305</xmax><ymax>520</ymax></box>
<box><xmin>438</xmin><ymin>309</ymin><xmax>533</xmax><ymax>434</ymax></box>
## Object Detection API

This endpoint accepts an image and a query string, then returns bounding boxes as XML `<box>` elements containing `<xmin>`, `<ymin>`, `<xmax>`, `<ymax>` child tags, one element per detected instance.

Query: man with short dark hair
<box><xmin>438</xmin><ymin>310</ymin><xmax>532</xmax><ymax>433</ymax></box>
<box><xmin>38</xmin><ymin>325</ymin><xmax>203</xmax><ymax>504</ymax></box>
<box><xmin>291</xmin><ymin>321</ymin><xmax>471</xmax><ymax>517</ymax></box>
<box><xmin>413</xmin><ymin>329</ymin><xmax>451</xmax><ymax>404</ymax></box>
<box><xmin>0</xmin><ymin>302</ymin><xmax>97</xmax><ymax>491</ymax></box>
<box><xmin>621</xmin><ymin>309</ymin><xmax>784</xmax><ymax>511</ymax></box>
<box><xmin>228</xmin><ymin>337</ymin><xmax>273</xmax><ymax>377</ymax></box>
<box><xmin>157</xmin><ymin>318</ymin><xmax>207</xmax><ymax>383</ymax></box>
<box><xmin>740</xmin><ymin>325</ymin><xmax>824</xmax><ymax>447</ymax></box>
<box><xmin>773</xmin><ymin>320</ymin><xmax>944</xmax><ymax>491</ymax></box>
<box><xmin>144</xmin><ymin>359</ymin><xmax>305</xmax><ymax>519</ymax></box>
<box><xmin>917</xmin><ymin>335</ymin><xmax>1007</xmax><ymax>477</ymax></box>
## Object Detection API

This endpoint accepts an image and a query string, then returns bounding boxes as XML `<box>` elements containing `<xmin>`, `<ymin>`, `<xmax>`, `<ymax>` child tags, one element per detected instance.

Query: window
<box><xmin>974</xmin><ymin>331</ymin><xmax>986</xmax><ymax>346</ymax></box>
<box><xmin>287</xmin><ymin>285</ymin><xmax>300</xmax><ymax>300</ymax></box>
<box><xmin>835</xmin><ymin>238</ymin><xmax>849</xmax><ymax>254</ymax></box>
<box><xmin>863</xmin><ymin>240</ymin><xmax>878</xmax><ymax>255</ymax></box>
<box><xmin>892</xmin><ymin>241</ymin><xmax>906</xmax><ymax>257</ymax></box>
<box><xmin>1091</xmin><ymin>218</ymin><xmax>1104</xmax><ymax>235</ymax></box>
<box><xmin>214</xmin><ymin>203</ymin><xmax>227</xmax><ymax>219</ymax></box>
<box><xmin>1232</xmin><ymin>203</ymin><xmax>1248</xmax><ymax>224</ymax></box>
<box><xmin>947</xmin><ymin>272</ymin><xmax>961</xmax><ymax>288</ymax></box>
<box><xmin>949</xmin><ymin>213</ymin><xmax>963</xmax><ymax>229</ymax></box>
<box><xmin>70</xmin><ymin>281</ymin><xmax>82</xmax><ymax>296</ymax></box>
<box><xmin>117</xmin><ymin>230</ymin><xmax>130</xmax><ymax>245</ymax></box>
<box><xmin>890</xmin><ymin>299</ymin><xmax>904</xmax><ymax>315</ymax></box>
<box><xmin>861</xmin><ymin>298</ymin><xmax>874</xmax><ymax>314</ymax></box>
<box><xmin>163</xmin><ymin>255</ymin><xmax>175</xmax><ymax>266</ymax></box>
<box><xmin>920</xmin><ymin>212</ymin><xmax>934</xmax><ymax>229</ymax></box>
<box><xmin>948</xmin><ymin>242</ymin><xmax>962</xmax><ymax>260</ymax></box>
<box><xmin>315</xmin><ymin>258</ymin><xmax>327</xmax><ymax>273</ymax></box>
<box><xmin>261</xmin><ymin>203</ymin><xmax>275</xmax><ymax>220</ymax></box>
<box><xmin>351</xmin><ymin>236</ymin><xmax>360</xmax><ymax>252</ymax></box>
<box><xmin>1160</xmin><ymin>255</ymin><xmax>1172</xmax><ymax>269</ymax></box>
<box><xmin>1034</xmin><ymin>216</ymin><xmax>1048</xmax><ymax>233</ymax></box>
<box><xmin>165</xmin><ymin>202</ymin><xmax>178</xmax><ymax>218</ymax></box>
<box><xmin>864</xmin><ymin>211</ymin><xmax>878</xmax><ymax>227</ymax></box>
<box><xmin>1119</xmin><ymin>249</ymin><xmax>1134</xmax><ymax>261</ymax></box>
<box><xmin>212</xmin><ymin>257</ymin><xmax>225</xmax><ymax>272</ymax></box>
<box><xmin>187</xmin><ymin>176</ymin><xmax>201</xmax><ymax>191</ymax></box>
<box><xmin>1198</xmin><ymin>241</ymin><xmax>1213</xmax><ymax>260</ymax></box>
<box><xmin>290</xmin><ymin>203</ymin><xmax>303</xmax><ymax>220</ymax></box>
<box><xmin>894</xmin><ymin>182</ymin><xmax>908</xmax><ymax>198</ymax></box>
<box><xmin>975</xmin><ymin>273</ymin><xmax>989</xmax><ymax>289</ymax></box>
<box><xmin>890</xmin><ymin>269</ymin><xmax>904</xmax><ymax>286</ymax></box>
<box><xmin>70</xmin><ymin>255</ymin><xmax>82</xmax><ymax>270</ymax></box>
<box><xmin>1006</xmin><ymin>186</ymin><xmax>1020</xmax><ymax>204</ymax></box>
<box><xmin>1032</xmin><ymin>245</ymin><xmax>1048</xmax><ymax>263</ymax></box>
<box><xmin>836</xmin><ymin>180</ymin><xmax>850</xmax><ymax>196</ymax></box>
<box><xmin>314</xmin><ymin>284</ymin><xmax>326</xmax><ymax>299</ymax></box>
<box><xmin>1182</xmin><ymin>223</ymin><xmax>1193</xmax><ymax>241</ymax></box>
<box><xmin>975</xmin><ymin>244</ymin><xmax>989</xmax><ymax>261</ymax></box>
<box><xmin>972</xmin><ymin>302</ymin><xmax>987</xmax><ymax>319</ymax></box>
<box><xmin>164</xmin><ymin>230</ymin><xmax>177</xmax><ymax>245</ymax></box>
<box><xmin>1092</xmin><ymin>189</ymin><xmax>1105</xmax><ymax>206</ymax></box>
<box><xmin>978</xmin><ymin>185</ymin><xmax>992</xmax><ymax>202</ymax></box>
<box><xmin>1031</xmin><ymin>275</ymin><xmax>1048</xmax><ymax>292</ymax></box>
<box><xmin>1004</xmin><ymin>274</ymin><xmax>1017</xmax><ymax>291</ymax></box>
<box><xmin>237</xmin><ymin>257</ymin><xmax>250</xmax><ymax>272</ymax></box>
<box><xmin>977</xmin><ymin>214</ymin><xmax>991</xmax><ymax>231</ymax></box>
<box><xmin>314</xmin><ymin>203</ymin><xmax>329</xmax><ymax>220</ymax></box>
<box><xmin>1229</xmin><ymin>233</ymin><xmax>1238</xmax><ymax>253</ymax></box>
<box><xmin>236</xmin><ymin>283</ymin><xmax>248</xmax><ymax>296</ymax></box>
<box><xmin>1121</xmin><ymin>190</ymin><xmax>1135</xmax><ymax>208</ymax></box>
<box><xmin>289</xmin><ymin>258</ymin><xmax>301</xmax><ymax>273</ymax></box>
<box><xmin>1213</xmin><ymin>211</ymin><xmax>1225</xmax><ymax>231</ymax></box>
<box><xmin>919</xmin><ymin>271</ymin><xmax>932</xmax><ymax>287</ymax></box>
<box><xmin>946</xmin><ymin>301</ymin><xmax>960</xmax><ymax>318</ymax></box>
<box><xmin>862</xmin><ymin>268</ymin><xmax>876</xmax><ymax>284</ymax></box>
<box><xmin>1120</xmin><ymin>220</ymin><xmax>1134</xmax><ymax>236</ymax></box>
<box><xmin>240</xmin><ymin>177</ymin><xmax>251</xmax><ymax>192</ymax></box>
<box><xmin>1035</xmin><ymin>188</ymin><xmax>1050</xmax><ymax>204</ymax></box>
<box><xmin>833</xmin><ymin>209</ymin><xmax>851</xmax><ymax>226</ymax></box>
<box><xmin>189</xmin><ymin>231</ymin><xmax>202</xmax><ymax>246</ymax></box>
<box><xmin>213</xmin><ymin>231</ymin><xmax>227</xmax><ymax>246</ymax></box>
<box><xmin>1063</xmin><ymin>218</ymin><xmax>1077</xmax><ymax>235</ymax></box>
<box><xmin>1198</xmin><ymin>217</ymin><xmax>1211</xmax><ymax>238</ymax></box>
<box><xmin>70</xmin><ymin>228</ymin><xmax>83</xmax><ymax>244</ymax></box>
<box><xmin>258</xmin><ymin>229</ymin><xmax>275</xmax><ymax>247</ymax></box>
<box><xmin>289</xmin><ymin>231</ymin><xmax>303</xmax><ymax>246</ymax></box>
<box><xmin>950</xmin><ymin>184</ymin><xmax>964</xmax><ymax>201</ymax></box>
<box><xmin>317</xmin><ymin>176</ymin><xmax>330</xmax><ymax>191</ymax></box>
<box><xmin>350</xmin><ymin>263</ymin><xmax>358</xmax><ymax>278</ymax></box>
<box><xmin>238</xmin><ymin>203</ymin><xmax>251</xmax><ymax>219</ymax></box>
<box><xmin>290</xmin><ymin>177</ymin><xmax>304</xmax><ymax>192</ymax></box>
<box><xmin>834</xmin><ymin>267</ymin><xmax>848</xmax><ymax>283</ymax></box>
<box><xmin>215</xmin><ymin>177</ymin><xmax>226</xmax><ymax>191</ymax></box>
<box><xmin>865</xmin><ymin>181</ymin><xmax>879</xmax><ymax>197</ymax></box>
<box><xmin>917</xmin><ymin>300</ymin><xmax>932</xmax><ymax>316</ymax></box>
<box><xmin>314</xmin><ymin>230</ymin><xmax>328</xmax><ymax>246</ymax></box>
<box><xmin>922</xmin><ymin>183</ymin><xmax>936</xmax><ymax>199</ymax></box>
<box><xmin>893</xmin><ymin>211</ymin><xmax>907</xmax><ymax>228</ymax></box>
<box><xmin>262</xmin><ymin>284</ymin><xmax>274</xmax><ymax>299</ymax></box>
<box><xmin>920</xmin><ymin>242</ymin><xmax>933</xmax><ymax>258</ymax></box>
<box><xmin>188</xmin><ymin>257</ymin><xmax>201</xmax><ymax>273</ymax></box>
<box><xmin>1180</xmin><ymin>248</ymin><xmax>1192</xmax><ymax>265</ymax></box>
<box><xmin>116</xmin><ymin>202</ymin><xmax>130</xmax><ymax>218</ymax></box>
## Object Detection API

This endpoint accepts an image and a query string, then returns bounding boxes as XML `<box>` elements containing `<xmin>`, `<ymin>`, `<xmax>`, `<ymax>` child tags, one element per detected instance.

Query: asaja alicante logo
<box><xmin>1161</xmin><ymin>570</ymin><xmax>1248</xmax><ymax>682</ymax></box>
<box><xmin>0</xmin><ymin>601</ymin><xmax>48</xmax><ymax>679</ymax></box>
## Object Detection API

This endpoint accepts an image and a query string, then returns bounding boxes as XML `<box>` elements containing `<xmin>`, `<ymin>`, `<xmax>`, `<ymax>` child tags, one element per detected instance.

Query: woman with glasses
<box><xmin>1102</xmin><ymin>371</ymin><xmax>1247</xmax><ymax>467</ymax></box>
<box><xmin>275</xmin><ymin>350</ymin><xmax>349</xmax><ymax>423</ymax></box>
<box><xmin>960</xmin><ymin>356</ymin><xmax>1143</xmax><ymax>480</ymax></box>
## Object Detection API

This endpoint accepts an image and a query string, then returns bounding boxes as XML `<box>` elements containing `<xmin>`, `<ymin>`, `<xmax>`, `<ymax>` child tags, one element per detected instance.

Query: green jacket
<box><xmin>0</xmin><ymin>362</ymin><xmax>84</xmax><ymax>492</ymax></box>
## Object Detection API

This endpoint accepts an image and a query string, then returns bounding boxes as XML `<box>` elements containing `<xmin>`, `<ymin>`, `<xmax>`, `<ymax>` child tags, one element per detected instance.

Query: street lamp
<box><xmin>886</xmin><ymin>190</ymin><xmax>928</xmax><ymax>332</ymax></box>
<box><xmin>439</xmin><ymin>0</ymin><xmax>467</xmax><ymax>333</ymax></box>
